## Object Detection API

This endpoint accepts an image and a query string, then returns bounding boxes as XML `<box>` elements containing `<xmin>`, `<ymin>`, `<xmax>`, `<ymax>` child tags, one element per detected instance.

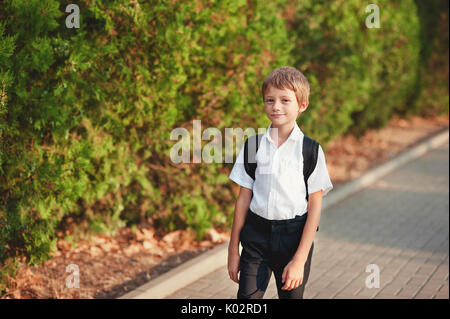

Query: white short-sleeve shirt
<box><xmin>229</xmin><ymin>121</ymin><xmax>333</xmax><ymax>220</ymax></box>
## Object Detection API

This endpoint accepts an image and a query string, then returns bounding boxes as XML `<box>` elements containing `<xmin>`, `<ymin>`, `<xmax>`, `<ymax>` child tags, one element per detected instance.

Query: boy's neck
<box><xmin>269</xmin><ymin>121</ymin><xmax>296</xmax><ymax>148</ymax></box>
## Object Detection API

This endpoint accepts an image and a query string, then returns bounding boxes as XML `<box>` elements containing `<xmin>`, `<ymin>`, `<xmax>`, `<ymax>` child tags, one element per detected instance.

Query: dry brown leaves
<box><xmin>1</xmin><ymin>225</ymin><xmax>230</xmax><ymax>299</ymax></box>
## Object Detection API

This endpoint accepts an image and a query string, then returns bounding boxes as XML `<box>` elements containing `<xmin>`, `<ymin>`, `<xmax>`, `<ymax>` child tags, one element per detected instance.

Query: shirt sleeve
<box><xmin>229</xmin><ymin>143</ymin><xmax>254</xmax><ymax>190</ymax></box>
<box><xmin>307</xmin><ymin>145</ymin><xmax>333</xmax><ymax>197</ymax></box>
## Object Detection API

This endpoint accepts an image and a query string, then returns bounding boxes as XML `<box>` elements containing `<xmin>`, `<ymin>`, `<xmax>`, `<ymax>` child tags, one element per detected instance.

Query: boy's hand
<box><xmin>227</xmin><ymin>250</ymin><xmax>240</xmax><ymax>284</ymax></box>
<box><xmin>281</xmin><ymin>259</ymin><xmax>304</xmax><ymax>290</ymax></box>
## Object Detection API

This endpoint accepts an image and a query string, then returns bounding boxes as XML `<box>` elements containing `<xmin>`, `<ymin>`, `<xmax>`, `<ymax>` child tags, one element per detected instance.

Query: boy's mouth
<box><xmin>271</xmin><ymin>114</ymin><xmax>284</xmax><ymax>118</ymax></box>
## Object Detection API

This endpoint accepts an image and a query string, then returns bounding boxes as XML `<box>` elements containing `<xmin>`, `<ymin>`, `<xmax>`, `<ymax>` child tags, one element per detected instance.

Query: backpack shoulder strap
<box><xmin>244</xmin><ymin>134</ymin><xmax>263</xmax><ymax>181</ymax></box>
<box><xmin>302</xmin><ymin>134</ymin><xmax>320</xmax><ymax>231</ymax></box>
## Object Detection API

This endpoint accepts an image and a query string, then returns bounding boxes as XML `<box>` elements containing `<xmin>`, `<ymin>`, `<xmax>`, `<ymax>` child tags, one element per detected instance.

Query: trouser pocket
<box><xmin>276</xmin><ymin>220</ymin><xmax>306</xmax><ymax>263</ymax></box>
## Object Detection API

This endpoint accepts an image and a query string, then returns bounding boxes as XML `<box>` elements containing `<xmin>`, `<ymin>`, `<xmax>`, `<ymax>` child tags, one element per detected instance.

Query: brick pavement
<box><xmin>167</xmin><ymin>142</ymin><xmax>449</xmax><ymax>299</ymax></box>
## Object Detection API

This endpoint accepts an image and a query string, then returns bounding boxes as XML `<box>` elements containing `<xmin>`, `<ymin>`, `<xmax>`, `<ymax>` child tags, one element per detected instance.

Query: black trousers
<box><xmin>238</xmin><ymin>209</ymin><xmax>314</xmax><ymax>299</ymax></box>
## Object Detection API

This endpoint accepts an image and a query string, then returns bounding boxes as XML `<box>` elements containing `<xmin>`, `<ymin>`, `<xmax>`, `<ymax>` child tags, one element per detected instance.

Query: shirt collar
<box><xmin>264</xmin><ymin>121</ymin><xmax>304</xmax><ymax>144</ymax></box>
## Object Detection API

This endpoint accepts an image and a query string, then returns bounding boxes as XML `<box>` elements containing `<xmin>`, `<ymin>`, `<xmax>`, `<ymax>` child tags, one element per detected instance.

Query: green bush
<box><xmin>284</xmin><ymin>0</ymin><xmax>421</xmax><ymax>141</ymax></box>
<box><xmin>412</xmin><ymin>0</ymin><xmax>449</xmax><ymax>117</ymax></box>
<box><xmin>349</xmin><ymin>0</ymin><xmax>422</xmax><ymax>135</ymax></box>
<box><xmin>0</xmin><ymin>0</ymin><xmax>292</xmax><ymax>290</ymax></box>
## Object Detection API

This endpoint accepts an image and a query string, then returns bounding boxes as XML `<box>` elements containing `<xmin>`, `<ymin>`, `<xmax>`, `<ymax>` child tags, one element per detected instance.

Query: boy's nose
<box><xmin>273</xmin><ymin>101</ymin><xmax>281</xmax><ymax>111</ymax></box>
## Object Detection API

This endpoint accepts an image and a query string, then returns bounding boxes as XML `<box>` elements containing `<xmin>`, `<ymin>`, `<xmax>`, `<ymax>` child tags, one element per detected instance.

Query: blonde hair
<box><xmin>261</xmin><ymin>66</ymin><xmax>310</xmax><ymax>106</ymax></box>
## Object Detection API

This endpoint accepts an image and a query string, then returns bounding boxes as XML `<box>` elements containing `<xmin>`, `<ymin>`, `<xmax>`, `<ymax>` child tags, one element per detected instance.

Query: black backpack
<box><xmin>243</xmin><ymin>133</ymin><xmax>320</xmax><ymax>231</ymax></box>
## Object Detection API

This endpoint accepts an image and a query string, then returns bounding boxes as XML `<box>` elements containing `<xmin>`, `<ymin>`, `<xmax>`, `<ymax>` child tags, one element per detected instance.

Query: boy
<box><xmin>227</xmin><ymin>66</ymin><xmax>333</xmax><ymax>299</ymax></box>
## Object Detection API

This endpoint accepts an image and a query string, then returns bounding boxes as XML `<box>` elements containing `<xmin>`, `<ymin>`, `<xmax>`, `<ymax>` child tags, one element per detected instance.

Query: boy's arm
<box><xmin>292</xmin><ymin>189</ymin><xmax>322</xmax><ymax>265</ymax></box>
<box><xmin>228</xmin><ymin>186</ymin><xmax>253</xmax><ymax>254</ymax></box>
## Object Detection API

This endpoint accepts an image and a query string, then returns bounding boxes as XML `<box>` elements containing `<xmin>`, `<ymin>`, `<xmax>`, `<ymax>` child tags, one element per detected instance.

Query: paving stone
<box><xmin>396</xmin><ymin>285</ymin><xmax>422</xmax><ymax>298</ymax></box>
<box><xmin>414</xmin><ymin>287</ymin><xmax>440</xmax><ymax>299</ymax></box>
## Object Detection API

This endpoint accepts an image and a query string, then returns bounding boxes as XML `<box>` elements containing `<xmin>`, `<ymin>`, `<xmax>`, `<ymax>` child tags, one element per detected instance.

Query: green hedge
<box><xmin>284</xmin><ymin>0</ymin><xmax>422</xmax><ymax>140</ymax></box>
<box><xmin>0</xmin><ymin>0</ymin><xmax>292</xmax><ymax>289</ymax></box>
<box><xmin>0</xmin><ymin>0</ymin><xmax>447</xmax><ymax>293</ymax></box>
<box><xmin>412</xmin><ymin>0</ymin><xmax>449</xmax><ymax>117</ymax></box>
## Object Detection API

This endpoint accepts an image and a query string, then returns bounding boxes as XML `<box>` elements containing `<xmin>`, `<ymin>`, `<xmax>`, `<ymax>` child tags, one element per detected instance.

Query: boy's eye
<box><xmin>265</xmin><ymin>99</ymin><xmax>290</xmax><ymax>103</ymax></box>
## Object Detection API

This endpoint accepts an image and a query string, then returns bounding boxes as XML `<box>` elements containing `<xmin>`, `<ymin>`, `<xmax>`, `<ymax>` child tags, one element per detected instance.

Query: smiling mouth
<box><xmin>271</xmin><ymin>114</ymin><xmax>284</xmax><ymax>117</ymax></box>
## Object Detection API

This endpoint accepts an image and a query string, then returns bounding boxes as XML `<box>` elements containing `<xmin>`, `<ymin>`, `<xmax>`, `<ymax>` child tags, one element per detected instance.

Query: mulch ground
<box><xmin>1</xmin><ymin>114</ymin><xmax>448</xmax><ymax>299</ymax></box>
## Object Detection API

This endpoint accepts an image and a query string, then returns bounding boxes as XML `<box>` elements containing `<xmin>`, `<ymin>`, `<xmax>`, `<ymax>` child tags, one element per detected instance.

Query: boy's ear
<box><xmin>299</xmin><ymin>101</ymin><xmax>309</xmax><ymax>113</ymax></box>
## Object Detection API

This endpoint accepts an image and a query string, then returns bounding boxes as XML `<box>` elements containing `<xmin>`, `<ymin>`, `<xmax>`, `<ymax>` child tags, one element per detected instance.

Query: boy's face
<box><xmin>264</xmin><ymin>85</ymin><xmax>308</xmax><ymax>128</ymax></box>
